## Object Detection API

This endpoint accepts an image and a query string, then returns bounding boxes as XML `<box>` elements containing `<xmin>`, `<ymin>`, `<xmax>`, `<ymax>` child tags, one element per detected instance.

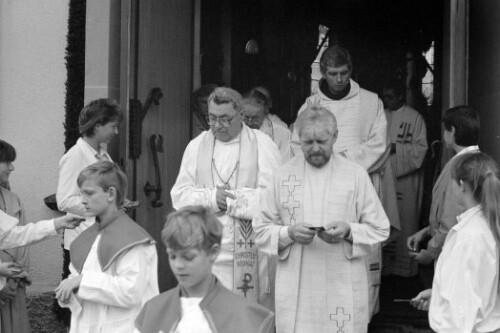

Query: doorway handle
<box><xmin>129</xmin><ymin>87</ymin><xmax>164</xmax><ymax>159</ymax></box>
<box><xmin>144</xmin><ymin>134</ymin><xmax>163</xmax><ymax>207</ymax></box>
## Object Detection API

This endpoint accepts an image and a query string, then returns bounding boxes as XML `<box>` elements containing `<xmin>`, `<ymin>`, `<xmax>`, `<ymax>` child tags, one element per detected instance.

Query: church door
<box><xmin>120</xmin><ymin>0</ymin><xmax>193</xmax><ymax>292</ymax></box>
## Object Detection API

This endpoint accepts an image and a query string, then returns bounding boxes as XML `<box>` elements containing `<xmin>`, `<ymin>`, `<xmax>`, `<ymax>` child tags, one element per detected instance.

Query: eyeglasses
<box><xmin>208</xmin><ymin>114</ymin><xmax>237</xmax><ymax>127</ymax></box>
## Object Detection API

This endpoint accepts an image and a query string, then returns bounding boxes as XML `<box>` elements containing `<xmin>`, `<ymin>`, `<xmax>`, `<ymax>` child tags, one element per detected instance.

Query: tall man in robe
<box><xmin>382</xmin><ymin>80</ymin><xmax>428</xmax><ymax>277</ymax></box>
<box><xmin>290</xmin><ymin>45</ymin><xmax>391</xmax><ymax>317</ymax></box>
<box><xmin>254</xmin><ymin>106</ymin><xmax>389</xmax><ymax>333</ymax></box>
<box><xmin>242</xmin><ymin>88</ymin><xmax>292</xmax><ymax>162</ymax></box>
<box><xmin>171</xmin><ymin>87</ymin><xmax>281</xmax><ymax>310</ymax></box>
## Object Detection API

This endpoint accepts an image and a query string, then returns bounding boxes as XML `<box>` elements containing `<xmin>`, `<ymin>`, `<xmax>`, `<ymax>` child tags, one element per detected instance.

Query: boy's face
<box><xmin>94</xmin><ymin>120</ymin><xmax>119</xmax><ymax>144</ymax></box>
<box><xmin>167</xmin><ymin>246</ymin><xmax>215</xmax><ymax>290</ymax></box>
<box><xmin>79</xmin><ymin>178</ymin><xmax>113</xmax><ymax>217</ymax></box>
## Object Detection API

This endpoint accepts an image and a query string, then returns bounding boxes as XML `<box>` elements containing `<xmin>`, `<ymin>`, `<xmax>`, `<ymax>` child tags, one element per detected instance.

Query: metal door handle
<box><xmin>144</xmin><ymin>134</ymin><xmax>163</xmax><ymax>207</ymax></box>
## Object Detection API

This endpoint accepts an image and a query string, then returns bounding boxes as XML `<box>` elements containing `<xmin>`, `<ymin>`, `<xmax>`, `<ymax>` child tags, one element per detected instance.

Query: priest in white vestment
<box><xmin>242</xmin><ymin>89</ymin><xmax>292</xmax><ymax>162</ymax></box>
<box><xmin>171</xmin><ymin>87</ymin><xmax>281</xmax><ymax>310</ymax></box>
<box><xmin>291</xmin><ymin>46</ymin><xmax>391</xmax><ymax>317</ymax></box>
<box><xmin>382</xmin><ymin>82</ymin><xmax>427</xmax><ymax>277</ymax></box>
<box><xmin>254</xmin><ymin>105</ymin><xmax>389</xmax><ymax>333</ymax></box>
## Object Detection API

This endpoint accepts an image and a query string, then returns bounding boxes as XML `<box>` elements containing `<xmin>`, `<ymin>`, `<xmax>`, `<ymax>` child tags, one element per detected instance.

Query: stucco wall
<box><xmin>0</xmin><ymin>1</ymin><xmax>69</xmax><ymax>290</ymax></box>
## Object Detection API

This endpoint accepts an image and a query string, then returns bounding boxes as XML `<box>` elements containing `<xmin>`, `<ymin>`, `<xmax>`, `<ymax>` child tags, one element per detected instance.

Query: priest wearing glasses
<box><xmin>171</xmin><ymin>87</ymin><xmax>281</xmax><ymax>310</ymax></box>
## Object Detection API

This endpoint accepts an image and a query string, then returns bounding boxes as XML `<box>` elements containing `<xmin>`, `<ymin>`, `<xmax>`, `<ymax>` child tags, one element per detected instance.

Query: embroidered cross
<box><xmin>283</xmin><ymin>175</ymin><xmax>301</xmax><ymax>195</ymax></box>
<box><xmin>282</xmin><ymin>175</ymin><xmax>301</xmax><ymax>221</ymax></box>
<box><xmin>236</xmin><ymin>273</ymin><xmax>254</xmax><ymax>297</ymax></box>
<box><xmin>329</xmin><ymin>307</ymin><xmax>351</xmax><ymax>333</ymax></box>
<box><xmin>397</xmin><ymin>122</ymin><xmax>413</xmax><ymax>144</ymax></box>
<box><xmin>248</xmin><ymin>239</ymin><xmax>255</xmax><ymax>248</ymax></box>
<box><xmin>237</xmin><ymin>239</ymin><xmax>245</xmax><ymax>248</ymax></box>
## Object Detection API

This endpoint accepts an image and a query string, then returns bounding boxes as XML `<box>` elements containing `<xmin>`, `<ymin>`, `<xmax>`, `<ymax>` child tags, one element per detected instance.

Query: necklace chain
<box><xmin>212</xmin><ymin>159</ymin><xmax>239</xmax><ymax>189</ymax></box>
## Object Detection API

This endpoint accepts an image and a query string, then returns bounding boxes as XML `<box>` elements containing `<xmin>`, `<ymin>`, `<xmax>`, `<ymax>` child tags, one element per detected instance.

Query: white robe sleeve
<box><xmin>254</xmin><ymin>174</ymin><xmax>292</xmax><ymax>260</ymax></box>
<box><xmin>77</xmin><ymin>244</ymin><xmax>157</xmax><ymax>308</ymax></box>
<box><xmin>56</xmin><ymin>152</ymin><xmax>88</xmax><ymax>217</ymax></box>
<box><xmin>343</xmin><ymin>168</ymin><xmax>390</xmax><ymax>259</ymax></box>
<box><xmin>0</xmin><ymin>219</ymin><xmax>57</xmax><ymax>250</ymax></box>
<box><xmin>344</xmin><ymin>99</ymin><xmax>388</xmax><ymax>170</ymax></box>
<box><xmin>393</xmin><ymin>111</ymin><xmax>427</xmax><ymax>178</ymax></box>
<box><xmin>170</xmin><ymin>139</ymin><xmax>219</xmax><ymax>212</ymax></box>
<box><xmin>226</xmin><ymin>133</ymin><xmax>281</xmax><ymax>220</ymax></box>
<box><xmin>430</xmin><ymin>237</ymin><xmax>497</xmax><ymax>333</ymax></box>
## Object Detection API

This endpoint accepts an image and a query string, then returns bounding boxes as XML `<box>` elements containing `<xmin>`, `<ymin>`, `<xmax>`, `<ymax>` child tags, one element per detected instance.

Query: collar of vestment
<box><xmin>196</xmin><ymin>123</ymin><xmax>259</xmax><ymax>189</ymax></box>
<box><xmin>319</xmin><ymin>79</ymin><xmax>351</xmax><ymax>100</ymax></box>
<box><xmin>136</xmin><ymin>276</ymin><xmax>274</xmax><ymax>333</ymax></box>
<box><xmin>455</xmin><ymin>145</ymin><xmax>480</xmax><ymax>157</ymax></box>
<box><xmin>70</xmin><ymin>210</ymin><xmax>155</xmax><ymax>273</ymax></box>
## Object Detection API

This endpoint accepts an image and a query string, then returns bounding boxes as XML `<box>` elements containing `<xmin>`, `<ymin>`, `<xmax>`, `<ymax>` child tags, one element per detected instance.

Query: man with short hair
<box><xmin>171</xmin><ymin>87</ymin><xmax>281</xmax><ymax>310</ymax></box>
<box><xmin>381</xmin><ymin>80</ymin><xmax>427</xmax><ymax>277</ymax></box>
<box><xmin>291</xmin><ymin>45</ymin><xmax>390</xmax><ymax>316</ymax></box>
<box><xmin>242</xmin><ymin>88</ymin><xmax>291</xmax><ymax>161</ymax></box>
<box><xmin>254</xmin><ymin>105</ymin><xmax>389</xmax><ymax>332</ymax></box>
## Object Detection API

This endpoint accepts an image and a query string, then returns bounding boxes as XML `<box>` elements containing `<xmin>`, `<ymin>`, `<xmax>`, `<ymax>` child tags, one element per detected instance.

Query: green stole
<box><xmin>196</xmin><ymin>125</ymin><xmax>260</xmax><ymax>301</ymax></box>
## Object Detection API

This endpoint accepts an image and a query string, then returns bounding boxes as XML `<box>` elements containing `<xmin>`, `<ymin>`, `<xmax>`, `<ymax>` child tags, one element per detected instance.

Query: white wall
<box><xmin>0</xmin><ymin>0</ymin><xmax>69</xmax><ymax>291</ymax></box>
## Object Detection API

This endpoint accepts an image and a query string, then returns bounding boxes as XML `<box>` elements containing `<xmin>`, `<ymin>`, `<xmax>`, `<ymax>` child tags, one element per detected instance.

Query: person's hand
<box><xmin>0</xmin><ymin>284</ymin><xmax>17</xmax><ymax>306</ymax></box>
<box><xmin>55</xmin><ymin>275</ymin><xmax>82</xmax><ymax>304</ymax></box>
<box><xmin>288</xmin><ymin>224</ymin><xmax>316</xmax><ymax>245</ymax></box>
<box><xmin>0</xmin><ymin>262</ymin><xmax>24</xmax><ymax>277</ymax></box>
<box><xmin>216</xmin><ymin>185</ymin><xmax>235</xmax><ymax>211</ymax></box>
<box><xmin>54</xmin><ymin>215</ymin><xmax>85</xmax><ymax>231</ymax></box>
<box><xmin>410</xmin><ymin>249</ymin><xmax>433</xmax><ymax>265</ymax></box>
<box><xmin>317</xmin><ymin>221</ymin><xmax>352</xmax><ymax>244</ymax></box>
<box><xmin>407</xmin><ymin>227</ymin><xmax>428</xmax><ymax>251</ymax></box>
<box><xmin>410</xmin><ymin>288</ymin><xmax>432</xmax><ymax>311</ymax></box>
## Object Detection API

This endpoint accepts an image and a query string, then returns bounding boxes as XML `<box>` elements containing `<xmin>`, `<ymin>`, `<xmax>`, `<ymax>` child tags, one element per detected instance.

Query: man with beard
<box><xmin>291</xmin><ymin>45</ymin><xmax>390</xmax><ymax>317</ymax></box>
<box><xmin>171</xmin><ymin>87</ymin><xmax>281</xmax><ymax>310</ymax></box>
<box><xmin>242</xmin><ymin>88</ymin><xmax>291</xmax><ymax>162</ymax></box>
<box><xmin>254</xmin><ymin>105</ymin><xmax>389</xmax><ymax>332</ymax></box>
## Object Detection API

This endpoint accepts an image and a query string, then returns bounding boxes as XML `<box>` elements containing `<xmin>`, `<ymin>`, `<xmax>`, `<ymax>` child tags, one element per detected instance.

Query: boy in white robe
<box><xmin>135</xmin><ymin>206</ymin><xmax>274</xmax><ymax>333</ymax></box>
<box><xmin>254</xmin><ymin>106</ymin><xmax>389</xmax><ymax>333</ymax></box>
<box><xmin>55</xmin><ymin>161</ymin><xmax>158</xmax><ymax>333</ymax></box>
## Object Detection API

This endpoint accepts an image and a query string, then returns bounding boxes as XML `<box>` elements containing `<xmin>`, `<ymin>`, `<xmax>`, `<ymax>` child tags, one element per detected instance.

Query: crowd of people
<box><xmin>0</xmin><ymin>45</ymin><xmax>499</xmax><ymax>333</ymax></box>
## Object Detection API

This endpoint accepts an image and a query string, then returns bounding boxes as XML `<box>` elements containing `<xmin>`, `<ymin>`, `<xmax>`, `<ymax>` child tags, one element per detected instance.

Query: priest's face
<box><xmin>382</xmin><ymin>88</ymin><xmax>404</xmax><ymax>111</ymax></box>
<box><xmin>322</xmin><ymin>64</ymin><xmax>351</xmax><ymax>93</ymax></box>
<box><xmin>300</xmin><ymin>124</ymin><xmax>337</xmax><ymax>168</ymax></box>
<box><xmin>241</xmin><ymin>102</ymin><xmax>266</xmax><ymax>129</ymax></box>
<box><xmin>208</xmin><ymin>101</ymin><xmax>242</xmax><ymax>142</ymax></box>
<box><xmin>167</xmin><ymin>245</ymin><xmax>217</xmax><ymax>292</ymax></box>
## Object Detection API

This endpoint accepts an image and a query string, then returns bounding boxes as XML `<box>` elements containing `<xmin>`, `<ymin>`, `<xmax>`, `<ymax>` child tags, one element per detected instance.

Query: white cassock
<box><xmin>430</xmin><ymin>205</ymin><xmax>500</xmax><ymax>333</ymax></box>
<box><xmin>259</xmin><ymin>115</ymin><xmax>292</xmax><ymax>162</ymax></box>
<box><xmin>254</xmin><ymin>153</ymin><xmax>389</xmax><ymax>333</ymax></box>
<box><xmin>171</xmin><ymin>124</ymin><xmax>281</xmax><ymax>309</ymax></box>
<box><xmin>291</xmin><ymin>79</ymin><xmax>388</xmax><ymax>317</ymax></box>
<box><xmin>383</xmin><ymin>105</ymin><xmax>427</xmax><ymax>277</ymax></box>
<box><xmin>63</xmin><ymin>234</ymin><xmax>158</xmax><ymax>333</ymax></box>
